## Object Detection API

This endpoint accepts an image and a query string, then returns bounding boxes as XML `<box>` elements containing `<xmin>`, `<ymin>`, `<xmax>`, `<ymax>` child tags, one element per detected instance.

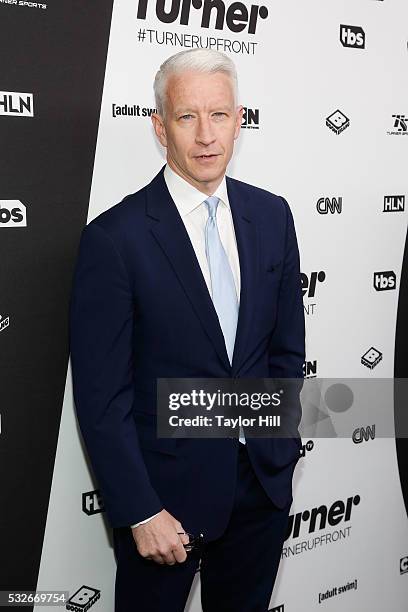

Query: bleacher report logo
<box><xmin>326</xmin><ymin>110</ymin><xmax>350</xmax><ymax>134</ymax></box>
<box><xmin>400</xmin><ymin>556</ymin><xmax>408</xmax><ymax>575</ymax></box>
<box><xmin>340</xmin><ymin>25</ymin><xmax>365</xmax><ymax>49</ymax></box>
<box><xmin>0</xmin><ymin>315</ymin><xmax>10</xmax><ymax>334</ymax></box>
<box><xmin>136</xmin><ymin>0</ymin><xmax>269</xmax><ymax>35</ymax></box>
<box><xmin>373</xmin><ymin>271</ymin><xmax>396</xmax><ymax>291</ymax></box>
<box><xmin>0</xmin><ymin>201</ymin><xmax>27</xmax><ymax>227</ymax></box>
<box><xmin>0</xmin><ymin>92</ymin><xmax>34</xmax><ymax>117</ymax></box>
<box><xmin>66</xmin><ymin>586</ymin><xmax>100</xmax><ymax>612</ymax></box>
<box><xmin>82</xmin><ymin>489</ymin><xmax>104</xmax><ymax>516</ymax></box>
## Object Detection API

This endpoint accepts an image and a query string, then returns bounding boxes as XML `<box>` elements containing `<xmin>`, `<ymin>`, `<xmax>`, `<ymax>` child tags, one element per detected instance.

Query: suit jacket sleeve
<box><xmin>69</xmin><ymin>221</ymin><xmax>164</xmax><ymax>528</ymax></box>
<box><xmin>268</xmin><ymin>197</ymin><xmax>305</xmax><ymax>434</ymax></box>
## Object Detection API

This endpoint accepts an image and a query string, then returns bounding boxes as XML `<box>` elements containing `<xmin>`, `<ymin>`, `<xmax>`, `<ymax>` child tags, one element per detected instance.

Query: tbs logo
<box><xmin>0</xmin><ymin>201</ymin><xmax>27</xmax><ymax>227</ymax></box>
<box><xmin>340</xmin><ymin>25</ymin><xmax>365</xmax><ymax>49</ymax></box>
<box><xmin>373</xmin><ymin>271</ymin><xmax>396</xmax><ymax>291</ymax></box>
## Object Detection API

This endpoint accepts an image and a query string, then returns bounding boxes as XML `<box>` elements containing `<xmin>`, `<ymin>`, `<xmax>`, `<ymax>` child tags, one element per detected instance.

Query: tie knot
<box><xmin>204</xmin><ymin>196</ymin><xmax>220</xmax><ymax>219</ymax></box>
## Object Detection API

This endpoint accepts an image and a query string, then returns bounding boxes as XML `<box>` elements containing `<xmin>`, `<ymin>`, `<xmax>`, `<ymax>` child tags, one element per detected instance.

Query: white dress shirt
<box><xmin>131</xmin><ymin>164</ymin><xmax>244</xmax><ymax>529</ymax></box>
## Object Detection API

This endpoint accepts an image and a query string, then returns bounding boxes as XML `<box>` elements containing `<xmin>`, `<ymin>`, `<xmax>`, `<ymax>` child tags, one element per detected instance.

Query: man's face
<box><xmin>152</xmin><ymin>70</ymin><xmax>243</xmax><ymax>195</ymax></box>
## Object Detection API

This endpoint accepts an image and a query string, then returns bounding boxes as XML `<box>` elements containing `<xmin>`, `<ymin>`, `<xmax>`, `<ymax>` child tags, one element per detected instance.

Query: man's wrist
<box><xmin>131</xmin><ymin>511</ymin><xmax>161</xmax><ymax>529</ymax></box>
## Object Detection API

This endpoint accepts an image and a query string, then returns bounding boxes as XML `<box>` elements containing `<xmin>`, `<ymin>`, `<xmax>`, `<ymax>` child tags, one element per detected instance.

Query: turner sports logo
<box><xmin>0</xmin><ymin>92</ymin><xmax>34</xmax><ymax>117</ymax></box>
<box><xmin>285</xmin><ymin>495</ymin><xmax>361</xmax><ymax>541</ymax></box>
<box><xmin>0</xmin><ymin>201</ymin><xmax>27</xmax><ymax>227</ymax></box>
<box><xmin>136</xmin><ymin>0</ymin><xmax>269</xmax><ymax>35</ymax></box>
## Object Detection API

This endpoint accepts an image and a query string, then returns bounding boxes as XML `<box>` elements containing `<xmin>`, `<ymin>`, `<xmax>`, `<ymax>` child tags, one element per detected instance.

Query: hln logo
<box><xmin>0</xmin><ymin>92</ymin><xmax>34</xmax><ymax>117</ymax></box>
<box><xmin>340</xmin><ymin>25</ymin><xmax>365</xmax><ymax>49</ymax></box>
<box><xmin>241</xmin><ymin>107</ymin><xmax>259</xmax><ymax>129</ymax></box>
<box><xmin>383</xmin><ymin>195</ymin><xmax>405</xmax><ymax>212</ymax></box>
<box><xmin>317</xmin><ymin>197</ymin><xmax>342</xmax><ymax>214</ymax></box>
<box><xmin>352</xmin><ymin>424</ymin><xmax>376</xmax><ymax>444</ymax></box>
<box><xmin>373</xmin><ymin>271</ymin><xmax>396</xmax><ymax>291</ymax></box>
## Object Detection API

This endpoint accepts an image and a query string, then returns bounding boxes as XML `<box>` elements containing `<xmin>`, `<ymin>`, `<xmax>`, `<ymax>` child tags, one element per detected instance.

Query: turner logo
<box><xmin>136</xmin><ymin>0</ymin><xmax>269</xmax><ymax>34</ymax></box>
<box><xmin>340</xmin><ymin>25</ymin><xmax>365</xmax><ymax>49</ymax></box>
<box><xmin>285</xmin><ymin>495</ymin><xmax>361</xmax><ymax>541</ymax></box>
<box><xmin>373</xmin><ymin>271</ymin><xmax>396</xmax><ymax>291</ymax></box>
<box><xmin>0</xmin><ymin>92</ymin><xmax>34</xmax><ymax>117</ymax></box>
<box><xmin>0</xmin><ymin>201</ymin><xmax>27</xmax><ymax>227</ymax></box>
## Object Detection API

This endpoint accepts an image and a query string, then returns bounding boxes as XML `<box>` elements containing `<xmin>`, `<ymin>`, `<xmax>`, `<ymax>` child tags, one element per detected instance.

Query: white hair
<box><xmin>153</xmin><ymin>48</ymin><xmax>238</xmax><ymax>117</ymax></box>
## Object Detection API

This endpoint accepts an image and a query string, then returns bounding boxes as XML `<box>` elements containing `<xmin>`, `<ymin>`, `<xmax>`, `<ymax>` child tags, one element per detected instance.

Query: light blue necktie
<box><xmin>204</xmin><ymin>196</ymin><xmax>245</xmax><ymax>444</ymax></box>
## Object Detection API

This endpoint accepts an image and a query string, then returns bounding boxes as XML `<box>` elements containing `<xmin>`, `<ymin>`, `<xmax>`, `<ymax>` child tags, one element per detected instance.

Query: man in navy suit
<box><xmin>70</xmin><ymin>48</ymin><xmax>305</xmax><ymax>611</ymax></box>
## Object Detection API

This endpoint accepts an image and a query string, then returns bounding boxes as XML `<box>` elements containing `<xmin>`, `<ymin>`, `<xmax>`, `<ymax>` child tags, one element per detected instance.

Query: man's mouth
<box><xmin>195</xmin><ymin>154</ymin><xmax>218</xmax><ymax>159</ymax></box>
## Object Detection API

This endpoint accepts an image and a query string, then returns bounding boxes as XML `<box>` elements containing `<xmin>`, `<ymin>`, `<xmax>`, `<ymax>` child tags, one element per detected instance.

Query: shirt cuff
<box><xmin>130</xmin><ymin>511</ymin><xmax>161</xmax><ymax>528</ymax></box>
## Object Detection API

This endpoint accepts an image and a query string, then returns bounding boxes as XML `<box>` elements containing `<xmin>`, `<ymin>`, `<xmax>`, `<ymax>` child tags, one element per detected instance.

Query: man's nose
<box><xmin>195</xmin><ymin>117</ymin><xmax>216</xmax><ymax>145</ymax></box>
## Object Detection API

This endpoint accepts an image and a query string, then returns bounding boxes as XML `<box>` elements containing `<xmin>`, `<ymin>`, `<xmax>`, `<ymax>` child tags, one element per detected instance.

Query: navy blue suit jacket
<box><xmin>69</xmin><ymin>165</ymin><xmax>305</xmax><ymax>540</ymax></box>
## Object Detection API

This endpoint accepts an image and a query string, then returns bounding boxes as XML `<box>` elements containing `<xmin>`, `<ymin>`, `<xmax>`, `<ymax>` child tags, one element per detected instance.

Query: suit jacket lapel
<box><xmin>146</xmin><ymin>166</ymin><xmax>231</xmax><ymax>370</ymax></box>
<box><xmin>145</xmin><ymin>166</ymin><xmax>259</xmax><ymax>375</ymax></box>
<box><xmin>226</xmin><ymin>176</ymin><xmax>259</xmax><ymax>375</ymax></box>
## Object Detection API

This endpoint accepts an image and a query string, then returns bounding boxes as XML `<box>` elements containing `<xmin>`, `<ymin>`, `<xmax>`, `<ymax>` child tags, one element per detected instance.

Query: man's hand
<box><xmin>131</xmin><ymin>509</ymin><xmax>190</xmax><ymax>565</ymax></box>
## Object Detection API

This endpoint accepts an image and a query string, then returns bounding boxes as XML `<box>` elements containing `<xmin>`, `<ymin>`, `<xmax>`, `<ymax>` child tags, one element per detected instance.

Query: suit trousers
<box><xmin>113</xmin><ymin>443</ymin><xmax>291</xmax><ymax>612</ymax></box>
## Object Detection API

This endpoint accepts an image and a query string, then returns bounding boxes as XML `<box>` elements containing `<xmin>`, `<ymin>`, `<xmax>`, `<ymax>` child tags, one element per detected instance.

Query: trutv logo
<box><xmin>136</xmin><ymin>0</ymin><xmax>269</xmax><ymax>34</ymax></box>
<box><xmin>0</xmin><ymin>92</ymin><xmax>34</xmax><ymax>117</ymax></box>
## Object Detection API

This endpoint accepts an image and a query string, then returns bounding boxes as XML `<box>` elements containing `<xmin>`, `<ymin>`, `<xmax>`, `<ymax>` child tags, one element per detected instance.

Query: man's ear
<box><xmin>151</xmin><ymin>113</ymin><xmax>168</xmax><ymax>148</ymax></box>
<box><xmin>234</xmin><ymin>105</ymin><xmax>244</xmax><ymax>140</ymax></box>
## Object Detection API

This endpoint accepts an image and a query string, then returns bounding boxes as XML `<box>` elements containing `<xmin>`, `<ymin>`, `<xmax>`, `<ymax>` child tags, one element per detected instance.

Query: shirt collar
<box><xmin>164</xmin><ymin>163</ymin><xmax>230</xmax><ymax>217</ymax></box>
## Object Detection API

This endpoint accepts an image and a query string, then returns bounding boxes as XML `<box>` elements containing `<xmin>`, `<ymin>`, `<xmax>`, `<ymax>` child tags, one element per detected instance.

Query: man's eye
<box><xmin>180</xmin><ymin>114</ymin><xmax>193</xmax><ymax>120</ymax></box>
<box><xmin>213</xmin><ymin>112</ymin><xmax>226</xmax><ymax>118</ymax></box>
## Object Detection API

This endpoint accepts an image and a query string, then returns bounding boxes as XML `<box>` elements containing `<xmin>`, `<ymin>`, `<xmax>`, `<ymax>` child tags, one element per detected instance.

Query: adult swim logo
<box><xmin>340</xmin><ymin>25</ymin><xmax>365</xmax><ymax>49</ymax></box>
<box><xmin>387</xmin><ymin>115</ymin><xmax>408</xmax><ymax>136</ymax></box>
<box><xmin>136</xmin><ymin>0</ymin><xmax>269</xmax><ymax>34</ymax></box>
<box><xmin>0</xmin><ymin>92</ymin><xmax>34</xmax><ymax>117</ymax></box>
<box><xmin>0</xmin><ymin>200</ymin><xmax>27</xmax><ymax>226</ymax></box>
<box><xmin>112</xmin><ymin>103</ymin><xmax>156</xmax><ymax>118</ymax></box>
